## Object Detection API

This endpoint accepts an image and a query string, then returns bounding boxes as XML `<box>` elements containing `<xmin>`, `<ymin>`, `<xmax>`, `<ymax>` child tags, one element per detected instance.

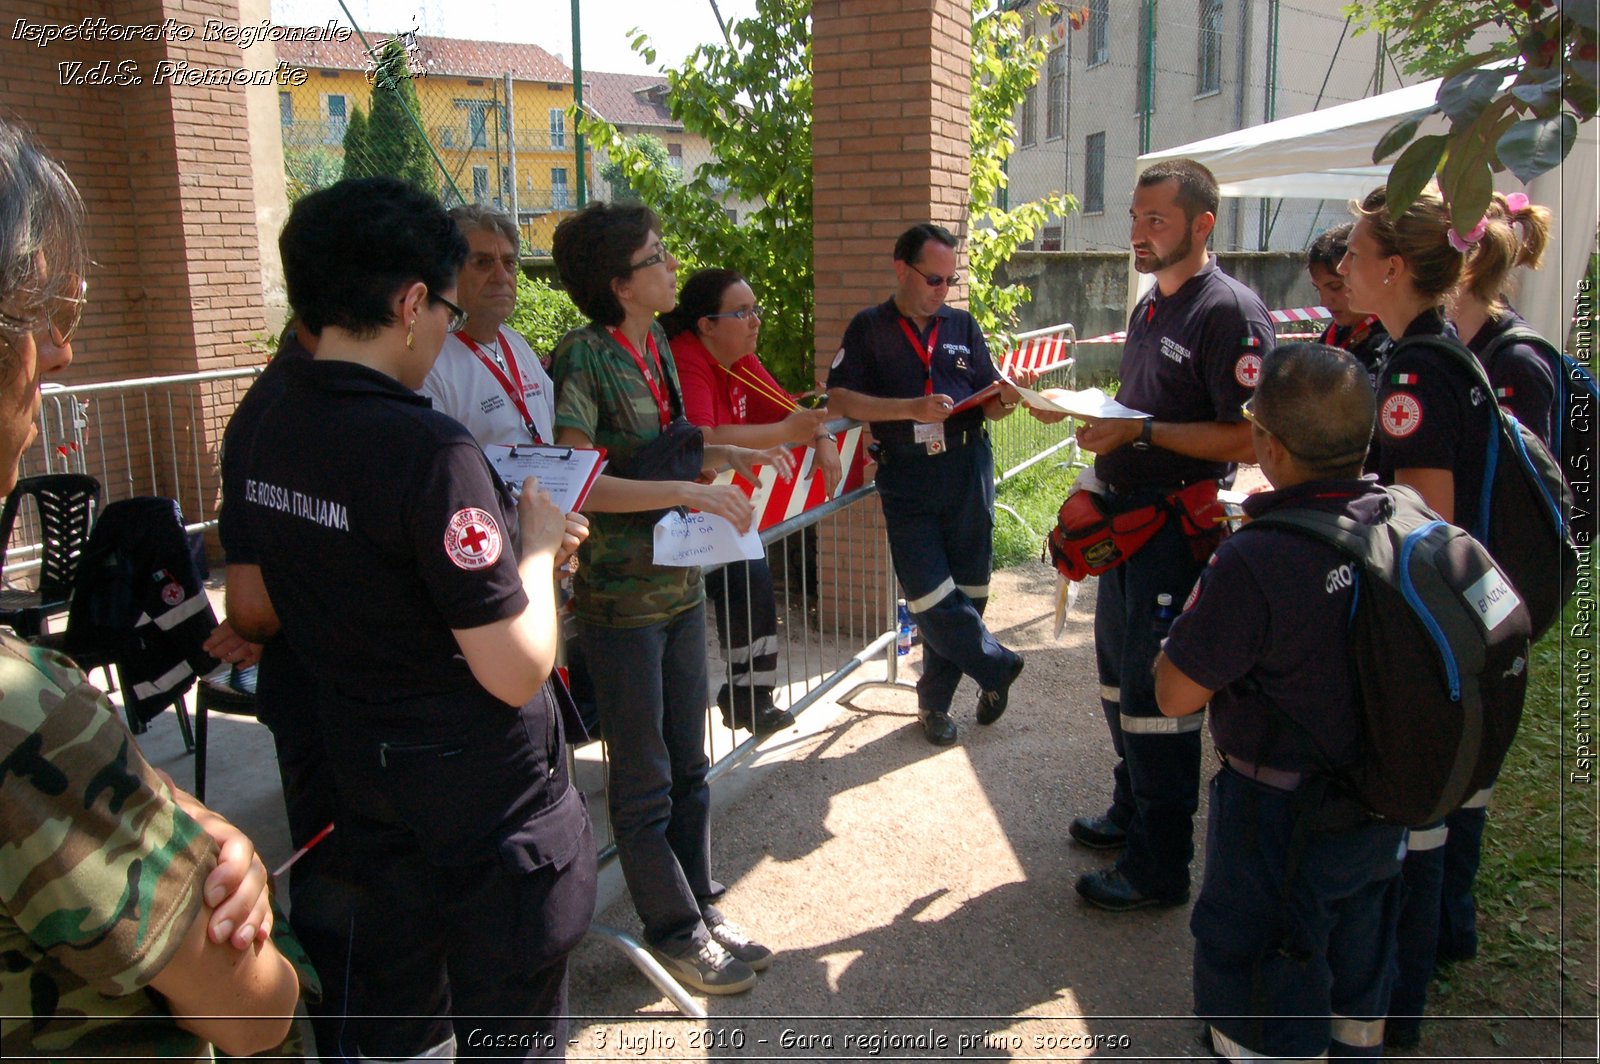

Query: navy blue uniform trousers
<box><xmin>1194</xmin><ymin>769</ymin><xmax>1405</xmax><ymax>1060</ymax></box>
<box><xmin>875</xmin><ymin>435</ymin><xmax>1014</xmax><ymax>713</ymax></box>
<box><xmin>1093</xmin><ymin>502</ymin><xmax>1206</xmax><ymax>900</ymax></box>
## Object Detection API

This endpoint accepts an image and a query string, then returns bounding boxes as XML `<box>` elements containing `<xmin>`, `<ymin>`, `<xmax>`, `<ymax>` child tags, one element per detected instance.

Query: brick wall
<box><xmin>811</xmin><ymin>0</ymin><xmax>972</xmax><ymax>630</ymax></box>
<box><xmin>2</xmin><ymin>0</ymin><xmax>265</xmax><ymax>516</ymax></box>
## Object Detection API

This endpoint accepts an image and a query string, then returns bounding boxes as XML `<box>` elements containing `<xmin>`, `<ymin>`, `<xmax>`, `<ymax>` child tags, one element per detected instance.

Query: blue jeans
<box><xmin>1094</xmin><ymin>506</ymin><xmax>1207</xmax><ymax>899</ymax></box>
<box><xmin>579</xmin><ymin>604</ymin><xmax>722</xmax><ymax>952</ymax></box>
<box><xmin>1194</xmin><ymin>769</ymin><xmax>1405</xmax><ymax>1059</ymax></box>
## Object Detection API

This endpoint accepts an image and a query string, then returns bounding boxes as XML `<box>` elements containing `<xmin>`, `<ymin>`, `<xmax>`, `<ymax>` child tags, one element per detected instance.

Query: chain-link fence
<box><xmin>1003</xmin><ymin>0</ymin><xmax>1420</xmax><ymax>255</ymax></box>
<box><xmin>274</xmin><ymin>20</ymin><xmax>727</xmax><ymax>255</ymax></box>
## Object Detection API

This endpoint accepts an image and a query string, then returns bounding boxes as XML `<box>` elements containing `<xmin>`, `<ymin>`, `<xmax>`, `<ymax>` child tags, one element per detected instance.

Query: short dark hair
<box><xmin>1254</xmin><ymin>341</ymin><xmax>1375</xmax><ymax>475</ymax></box>
<box><xmin>279</xmin><ymin>177</ymin><xmax>466</xmax><ymax>337</ymax></box>
<box><xmin>1136</xmin><ymin>158</ymin><xmax>1219</xmax><ymax>221</ymax></box>
<box><xmin>659</xmin><ymin>267</ymin><xmax>745</xmax><ymax>339</ymax></box>
<box><xmin>1306</xmin><ymin>222</ymin><xmax>1353</xmax><ymax>271</ymax></box>
<box><xmin>893</xmin><ymin>223</ymin><xmax>957</xmax><ymax>265</ymax></box>
<box><xmin>551</xmin><ymin>201</ymin><xmax>660</xmax><ymax>326</ymax></box>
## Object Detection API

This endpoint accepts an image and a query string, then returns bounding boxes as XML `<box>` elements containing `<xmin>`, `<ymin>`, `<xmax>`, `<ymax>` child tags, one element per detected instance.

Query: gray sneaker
<box><xmin>648</xmin><ymin>937</ymin><xmax>757</xmax><ymax>995</ymax></box>
<box><xmin>702</xmin><ymin>907</ymin><xmax>774</xmax><ymax>972</ymax></box>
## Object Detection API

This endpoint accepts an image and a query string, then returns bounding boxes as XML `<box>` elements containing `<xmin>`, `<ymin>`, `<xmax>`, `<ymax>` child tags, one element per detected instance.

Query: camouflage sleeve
<box><xmin>552</xmin><ymin>325</ymin><xmax>604</xmax><ymax>440</ymax></box>
<box><xmin>0</xmin><ymin>638</ymin><xmax>216</xmax><ymax>998</ymax></box>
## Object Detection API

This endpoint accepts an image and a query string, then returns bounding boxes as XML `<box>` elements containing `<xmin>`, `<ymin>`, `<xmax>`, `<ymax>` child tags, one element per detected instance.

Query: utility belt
<box><xmin>870</xmin><ymin>423</ymin><xmax>988</xmax><ymax>466</ymax></box>
<box><xmin>1221</xmin><ymin>752</ymin><xmax>1304</xmax><ymax>792</ymax></box>
<box><xmin>1046</xmin><ymin>474</ymin><xmax>1228</xmax><ymax>582</ymax></box>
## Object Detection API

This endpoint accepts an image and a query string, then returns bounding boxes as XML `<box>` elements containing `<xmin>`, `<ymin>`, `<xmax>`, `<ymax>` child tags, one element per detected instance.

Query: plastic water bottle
<box><xmin>897</xmin><ymin>599</ymin><xmax>914</xmax><ymax>656</ymax></box>
<box><xmin>1151</xmin><ymin>592</ymin><xmax>1178</xmax><ymax>641</ymax></box>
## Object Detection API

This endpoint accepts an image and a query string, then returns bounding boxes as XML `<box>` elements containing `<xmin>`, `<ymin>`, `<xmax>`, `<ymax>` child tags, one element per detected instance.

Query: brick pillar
<box><xmin>1</xmin><ymin>0</ymin><xmax>268</xmax><ymax>531</ymax></box>
<box><xmin>811</xmin><ymin>0</ymin><xmax>972</xmax><ymax>634</ymax></box>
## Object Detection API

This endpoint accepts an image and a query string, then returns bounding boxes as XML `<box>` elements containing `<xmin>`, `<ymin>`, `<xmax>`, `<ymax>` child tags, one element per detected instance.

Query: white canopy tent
<box><xmin>1134</xmin><ymin>76</ymin><xmax>1598</xmax><ymax>347</ymax></box>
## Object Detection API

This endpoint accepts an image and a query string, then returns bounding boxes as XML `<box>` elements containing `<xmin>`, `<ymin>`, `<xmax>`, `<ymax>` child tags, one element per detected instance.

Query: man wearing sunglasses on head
<box><xmin>826</xmin><ymin>223</ymin><xmax>1030</xmax><ymax>748</ymax></box>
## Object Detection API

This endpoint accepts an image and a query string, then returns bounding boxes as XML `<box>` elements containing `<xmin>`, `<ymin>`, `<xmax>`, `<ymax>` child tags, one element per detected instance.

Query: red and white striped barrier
<box><xmin>734</xmin><ymin>424</ymin><xmax>873</xmax><ymax>533</ymax></box>
<box><xmin>1001</xmin><ymin>331</ymin><xmax>1075</xmax><ymax>375</ymax></box>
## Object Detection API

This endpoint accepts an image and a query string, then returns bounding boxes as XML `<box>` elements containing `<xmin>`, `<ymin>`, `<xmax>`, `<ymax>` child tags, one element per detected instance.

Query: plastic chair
<box><xmin>193</xmin><ymin>664</ymin><xmax>257</xmax><ymax>802</ymax></box>
<box><xmin>0</xmin><ymin>473</ymin><xmax>101</xmax><ymax>638</ymax></box>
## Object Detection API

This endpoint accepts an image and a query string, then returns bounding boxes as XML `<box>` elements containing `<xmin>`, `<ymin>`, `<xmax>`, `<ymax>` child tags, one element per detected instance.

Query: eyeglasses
<box><xmin>432</xmin><ymin>293</ymin><xmax>469</xmax><ymax>332</ymax></box>
<box><xmin>1242</xmin><ymin>396</ymin><xmax>1369</xmax><ymax>468</ymax></box>
<box><xmin>907</xmin><ymin>262</ymin><xmax>960</xmax><ymax>288</ymax></box>
<box><xmin>0</xmin><ymin>273</ymin><xmax>87</xmax><ymax>347</ymax></box>
<box><xmin>705</xmin><ymin>305</ymin><xmax>763</xmax><ymax>322</ymax></box>
<box><xmin>626</xmin><ymin>244</ymin><xmax>670</xmax><ymax>274</ymax></box>
<box><xmin>1239</xmin><ymin>397</ymin><xmax>1274</xmax><ymax>437</ymax></box>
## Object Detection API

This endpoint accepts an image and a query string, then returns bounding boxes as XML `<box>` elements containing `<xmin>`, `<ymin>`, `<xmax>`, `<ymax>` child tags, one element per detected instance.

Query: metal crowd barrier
<box><xmin>3</xmin><ymin>367</ymin><xmax>261</xmax><ymax>584</ymax></box>
<box><xmin>992</xmin><ymin>322</ymin><xmax>1085</xmax><ymax>483</ymax></box>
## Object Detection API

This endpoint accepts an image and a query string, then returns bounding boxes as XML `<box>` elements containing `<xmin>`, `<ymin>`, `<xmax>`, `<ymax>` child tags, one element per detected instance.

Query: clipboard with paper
<box><xmin>1011</xmin><ymin>384</ymin><xmax>1151</xmax><ymax>421</ymax></box>
<box><xmin>485</xmin><ymin>444</ymin><xmax>607</xmax><ymax>513</ymax></box>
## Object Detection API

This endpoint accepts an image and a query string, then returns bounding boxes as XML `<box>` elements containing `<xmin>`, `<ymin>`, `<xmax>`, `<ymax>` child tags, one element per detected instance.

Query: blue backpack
<box><xmin>1479</xmin><ymin>322</ymin><xmax>1598</xmax><ymax>547</ymax></box>
<box><xmin>1393</xmin><ymin>334</ymin><xmax>1579</xmax><ymax>639</ymax></box>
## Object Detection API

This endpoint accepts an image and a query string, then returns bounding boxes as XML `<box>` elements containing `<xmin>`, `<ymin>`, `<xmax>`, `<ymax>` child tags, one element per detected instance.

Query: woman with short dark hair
<box><xmin>551</xmin><ymin>202</ymin><xmax>792</xmax><ymax>995</ymax></box>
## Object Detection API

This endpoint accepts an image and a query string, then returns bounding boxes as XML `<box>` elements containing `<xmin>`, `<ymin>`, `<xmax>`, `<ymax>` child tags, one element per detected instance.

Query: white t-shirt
<box><xmin>420</xmin><ymin>328</ymin><xmax>557</xmax><ymax>448</ymax></box>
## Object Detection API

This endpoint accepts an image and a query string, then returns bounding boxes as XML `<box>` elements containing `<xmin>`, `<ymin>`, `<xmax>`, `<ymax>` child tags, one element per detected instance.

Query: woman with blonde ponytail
<box><xmin>1450</xmin><ymin>191</ymin><xmax>1558</xmax><ymax>446</ymax></box>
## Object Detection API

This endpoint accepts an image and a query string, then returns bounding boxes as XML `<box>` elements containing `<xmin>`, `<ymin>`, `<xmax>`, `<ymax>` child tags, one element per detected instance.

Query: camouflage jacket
<box><xmin>0</xmin><ymin>635</ymin><xmax>216</xmax><ymax>1060</ymax></box>
<box><xmin>553</xmin><ymin>323</ymin><xmax>703</xmax><ymax>627</ymax></box>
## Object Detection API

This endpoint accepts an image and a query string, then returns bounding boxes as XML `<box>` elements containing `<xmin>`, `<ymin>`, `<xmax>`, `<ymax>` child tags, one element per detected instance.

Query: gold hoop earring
<box><xmin>406</xmin><ymin>320</ymin><xmax>415</xmax><ymax>349</ymax></box>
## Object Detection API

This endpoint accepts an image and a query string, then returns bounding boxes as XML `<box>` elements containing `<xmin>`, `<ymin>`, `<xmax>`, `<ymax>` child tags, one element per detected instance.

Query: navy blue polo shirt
<box><xmin>1371</xmin><ymin>310</ymin><xmax>1492</xmax><ymax>535</ymax></box>
<box><xmin>1321</xmin><ymin>314</ymin><xmax>1389</xmax><ymax>382</ymax></box>
<box><xmin>1468</xmin><ymin>310</ymin><xmax>1556</xmax><ymax>449</ymax></box>
<box><xmin>826</xmin><ymin>299</ymin><xmax>1000</xmax><ymax>446</ymax></box>
<box><xmin>1163</xmin><ymin>477</ymin><xmax>1390</xmax><ymax>774</ymax></box>
<box><xmin>1097</xmin><ymin>257</ymin><xmax>1275</xmax><ymax>491</ymax></box>
<box><xmin>235</xmin><ymin>357</ymin><xmax>527</xmax><ymax>718</ymax></box>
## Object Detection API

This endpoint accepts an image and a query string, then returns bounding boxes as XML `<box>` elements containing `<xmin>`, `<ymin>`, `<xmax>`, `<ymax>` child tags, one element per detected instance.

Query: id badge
<box><xmin>914</xmin><ymin>421</ymin><xmax>946</xmax><ymax>455</ymax></box>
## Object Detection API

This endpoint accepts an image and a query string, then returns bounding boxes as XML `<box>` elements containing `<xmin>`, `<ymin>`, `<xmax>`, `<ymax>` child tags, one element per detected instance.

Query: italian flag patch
<box><xmin>1391</xmin><ymin>372</ymin><xmax>1419</xmax><ymax>385</ymax></box>
<box><xmin>1497</xmin><ymin>387</ymin><xmax>1514</xmax><ymax>399</ymax></box>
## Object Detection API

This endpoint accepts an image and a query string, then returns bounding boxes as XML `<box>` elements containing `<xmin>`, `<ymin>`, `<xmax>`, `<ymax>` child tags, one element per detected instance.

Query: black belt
<box><xmin>873</xmin><ymin>424</ymin><xmax>988</xmax><ymax>452</ymax></box>
<box><xmin>1221</xmin><ymin>752</ymin><xmax>1304</xmax><ymax>792</ymax></box>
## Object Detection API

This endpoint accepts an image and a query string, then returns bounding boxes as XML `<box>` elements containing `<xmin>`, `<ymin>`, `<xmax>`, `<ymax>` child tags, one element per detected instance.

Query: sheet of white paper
<box><xmin>485</xmin><ymin>445</ymin><xmax>605</xmax><ymax>513</ymax></box>
<box><xmin>1014</xmin><ymin>385</ymin><xmax>1151</xmax><ymax>421</ymax></box>
<box><xmin>653</xmin><ymin>510</ymin><xmax>766</xmax><ymax>567</ymax></box>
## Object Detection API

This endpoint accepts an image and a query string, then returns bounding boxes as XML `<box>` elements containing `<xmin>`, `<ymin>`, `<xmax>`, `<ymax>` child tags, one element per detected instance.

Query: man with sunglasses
<box><xmin>826</xmin><ymin>223</ymin><xmax>1028</xmax><ymax>747</ymax></box>
<box><xmin>1154</xmin><ymin>342</ymin><xmax>1403</xmax><ymax>1060</ymax></box>
<box><xmin>1069</xmin><ymin>159</ymin><xmax>1275</xmax><ymax>914</ymax></box>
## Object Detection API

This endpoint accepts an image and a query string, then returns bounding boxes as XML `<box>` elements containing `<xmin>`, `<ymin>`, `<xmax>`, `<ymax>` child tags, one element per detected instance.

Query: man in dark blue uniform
<box><xmin>1156</xmin><ymin>342</ymin><xmax>1404</xmax><ymax>1060</ymax></box>
<box><xmin>227</xmin><ymin>178</ymin><xmax>595</xmax><ymax>1060</ymax></box>
<box><xmin>826</xmin><ymin>223</ymin><xmax>1030</xmax><ymax>746</ymax></box>
<box><xmin>1070</xmin><ymin>159</ymin><xmax>1275</xmax><ymax>910</ymax></box>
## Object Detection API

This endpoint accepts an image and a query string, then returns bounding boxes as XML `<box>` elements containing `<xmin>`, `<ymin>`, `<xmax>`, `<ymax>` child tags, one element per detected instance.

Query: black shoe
<box><xmin>976</xmin><ymin>653</ymin><xmax>1025</xmax><ymax>725</ymax></box>
<box><xmin>1075</xmin><ymin>868</ymin><xmax>1188</xmax><ymax>912</ymax></box>
<box><xmin>721</xmin><ymin>701</ymin><xmax>795</xmax><ymax>736</ymax></box>
<box><xmin>1069</xmin><ymin>814</ymin><xmax>1128</xmax><ymax>850</ymax></box>
<box><xmin>701</xmin><ymin>906</ymin><xmax>774</xmax><ymax>972</ymax></box>
<box><xmin>917</xmin><ymin>709</ymin><xmax>958</xmax><ymax>746</ymax></box>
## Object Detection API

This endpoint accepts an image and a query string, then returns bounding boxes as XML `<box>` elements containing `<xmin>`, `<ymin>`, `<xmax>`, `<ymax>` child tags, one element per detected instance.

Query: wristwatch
<box><xmin>814</xmin><ymin>431</ymin><xmax>838</xmax><ymax>444</ymax></box>
<box><xmin>1133</xmin><ymin>419</ymin><xmax>1155</xmax><ymax>450</ymax></box>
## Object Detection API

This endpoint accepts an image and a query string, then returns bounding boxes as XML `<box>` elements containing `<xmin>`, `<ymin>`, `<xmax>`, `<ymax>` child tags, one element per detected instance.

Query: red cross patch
<box><xmin>1380</xmin><ymin>393</ymin><xmax>1424</xmax><ymax>438</ymax></box>
<box><xmin>1234</xmin><ymin>353</ymin><xmax>1262</xmax><ymax>387</ymax></box>
<box><xmin>444</xmin><ymin>507</ymin><xmax>503</xmax><ymax>570</ymax></box>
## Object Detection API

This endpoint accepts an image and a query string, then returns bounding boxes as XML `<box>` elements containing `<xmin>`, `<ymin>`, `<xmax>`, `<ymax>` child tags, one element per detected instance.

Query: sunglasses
<box><xmin>705</xmin><ymin>305</ymin><xmax>763</xmax><ymax>322</ymax></box>
<box><xmin>1239</xmin><ymin>397</ymin><xmax>1273</xmax><ymax>437</ymax></box>
<box><xmin>907</xmin><ymin>262</ymin><xmax>961</xmax><ymax>288</ymax></box>
<box><xmin>1242</xmin><ymin>397</ymin><xmax>1369</xmax><ymax>468</ymax></box>
<box><xmin>626</xmin><ymin>244</ymin><xmax>670</xmax><ymax>274</ymax></box>
<box><xmin>0</xmin><ymin>273</ymin><xmax>87</xmax><ymax>347</ymax></box>
<box><xmin>432</xmin><ymin>293</ymin><xmax>469</xmax><ymax>333</ymax></box>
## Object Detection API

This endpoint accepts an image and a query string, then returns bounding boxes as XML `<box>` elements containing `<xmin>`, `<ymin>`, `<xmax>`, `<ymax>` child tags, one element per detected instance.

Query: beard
<box><xmin>1132</xmin><ymin>228</ymin><xmax>1194</xmax><ymax>274</ymax></box>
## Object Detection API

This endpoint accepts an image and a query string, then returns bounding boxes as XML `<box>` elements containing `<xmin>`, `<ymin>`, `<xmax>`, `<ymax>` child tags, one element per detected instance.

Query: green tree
<box><xmin>579</xmin><ymin>0</ymin><xmax>814</xmax><ymax>388</ymax></box>
<box><xmin>1348</xmin><ymin>0</ymin><xmax>1597</xmax><ymax>231</ymax></box>
<box><xmin>344</xmin><ymin>37</ymin><xmax>438</xmax><ymax>195</ymax></box>
<box><xmin>286</xmin><ymin>146</ymin><xmax>343</xmax><ymax>201</ymax></box>
<box><xmin>507</xmin><ymin>273</ymin><xmax>588</xmax><ymax>359</ymax></box>
<box><xmin>339</xmin><ymin>105</ymin><xmax>371</xmax><ymax>181</ymax></box>
<box><xmin>580</xmin><ymin>0</ymin><xmax>1071</xmax><ymax>389</ymax></box>
<box><xmin>969</xmin><ymin>0</ymin><xmax>1074</xmax><ymax>350</ymax></box>
<box><xmin>599</xmin><ymin>134</ymin><xmax>683</xmax><ymax>203</ymax></box>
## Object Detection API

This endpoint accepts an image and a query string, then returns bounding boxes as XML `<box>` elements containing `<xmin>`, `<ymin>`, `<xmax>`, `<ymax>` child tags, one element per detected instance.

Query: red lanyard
<box><xmin>457</xmin><ymin>329</ymin><xmax>542</xmax><ymax>443</ymax></box>
<box><xmin>608</xmin><ymin>327</ymin><xmax>672</xmax><ymax>428</ymax></box>
<box><xmin>896</xmin><ymin>318</ymin><xmax>941</xmax><ymax>396</ymax></box>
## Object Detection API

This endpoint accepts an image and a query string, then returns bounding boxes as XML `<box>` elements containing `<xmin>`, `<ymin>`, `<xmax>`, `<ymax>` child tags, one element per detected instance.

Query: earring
<box><xmin>406</xmin><ymin>320</ymin><xmax>415</xmax><ymax>349</ymax></box>
<box><xmin>1382</xmin><ymin>276</ymin><xmax>1392</xmax><ymax>286</ymax></box>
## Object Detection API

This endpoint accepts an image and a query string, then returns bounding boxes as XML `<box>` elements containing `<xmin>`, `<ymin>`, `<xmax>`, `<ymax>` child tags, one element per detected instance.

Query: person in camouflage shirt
<box><xmin>0</xmin><ymin>117</ymin><xmax>298</xmax><ymax>1059</ymax></box>
<box><xmin>551</xmin><ymin>202</ymin><xmax>793</xmax><ymax>996</ymax></box>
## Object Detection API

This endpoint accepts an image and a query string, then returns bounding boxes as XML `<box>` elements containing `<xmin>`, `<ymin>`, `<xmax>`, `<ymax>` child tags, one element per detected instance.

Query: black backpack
<box><xmin>1391</xmin><ymin>334</ymin><xmax>1578</xmax><ymax>639</ymax></box>
<box><xmin>1244</xmin><ymin>487</ymin><xmax>1532</xmax><ymax>827</ymax></box>
<box><xmin>1479</xmin><ymin>322</ymin><xmax>1598</xmax><ymax>546</ymax></box>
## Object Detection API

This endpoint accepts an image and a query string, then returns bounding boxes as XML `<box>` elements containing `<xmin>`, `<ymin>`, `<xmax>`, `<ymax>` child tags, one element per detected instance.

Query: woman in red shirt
<box><xmin>662</xmin><ymin>269</ymin><xmax>839</xmax><ymax>734</ymax></box>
